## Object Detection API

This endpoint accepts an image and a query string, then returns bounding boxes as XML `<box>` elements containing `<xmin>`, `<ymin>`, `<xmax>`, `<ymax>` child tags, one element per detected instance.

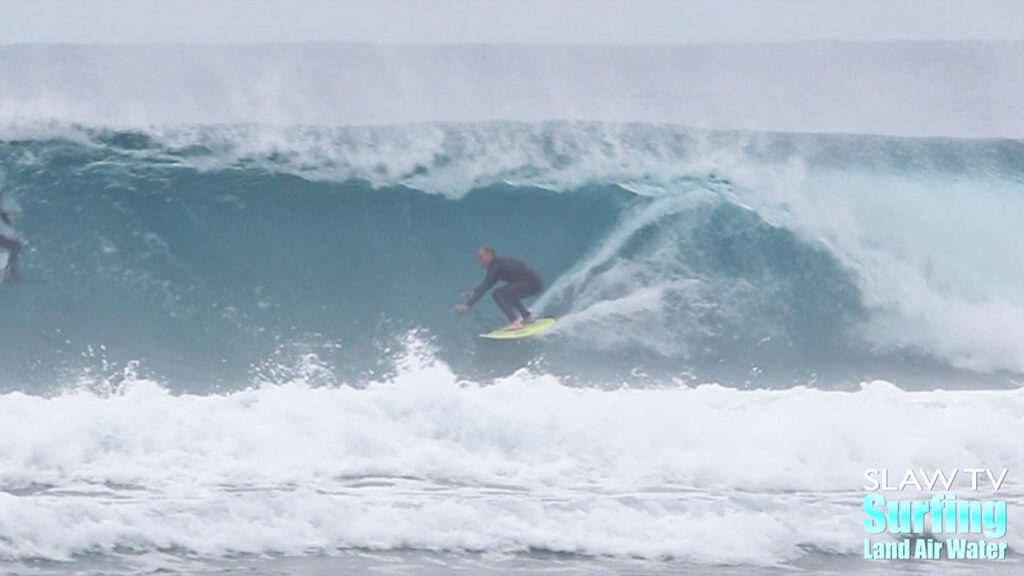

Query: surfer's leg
<box><xmin>492</xmin><ymin>286</ymin><xmax>518</xmax><ymax>323</ymax></box>
<box><xmin>503</xmin><ymin>281</ymin><xmax>540</xmax><ymax>321</ymax></box>
<box><xmin>511</xmin><ymin>297</ymin><xmax>530</xmax><ymax>320</ymax></box>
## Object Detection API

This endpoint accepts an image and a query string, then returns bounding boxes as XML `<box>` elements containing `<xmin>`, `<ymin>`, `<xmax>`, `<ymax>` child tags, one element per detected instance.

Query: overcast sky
<box><xmin>1</xmin><ymin>0</ymin><xmax>1023</xmax><ymax>45</ymax></box>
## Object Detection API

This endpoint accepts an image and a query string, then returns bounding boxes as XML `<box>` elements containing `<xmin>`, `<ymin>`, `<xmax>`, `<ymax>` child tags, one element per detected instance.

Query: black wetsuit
<box><xmin>466</xmin><ymin>257</ymin><xmax>543</xmax><ymax>322</ymax></box>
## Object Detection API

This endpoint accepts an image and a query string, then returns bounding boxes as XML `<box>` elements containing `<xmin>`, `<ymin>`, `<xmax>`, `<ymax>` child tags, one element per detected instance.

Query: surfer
<box><xmin>454</xmin><ymin>246</ymin><xmax>543</xmax><ymax>330</ymax></box>
<box><xmin>0</xmin><ymin>201</ymin><xmax>21</xmax><ymax>283</ymax></box>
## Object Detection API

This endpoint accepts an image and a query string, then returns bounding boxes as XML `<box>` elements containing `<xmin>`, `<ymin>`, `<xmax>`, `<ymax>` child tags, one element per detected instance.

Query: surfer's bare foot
<box><xmin>523</xmin><ymin>314</ymin><xmax>535</xmax><ymax>325</ymax></box>
<box><xmin>503</xmin><ymin>320</ymin><xmax>524</xmax><ymax>331</ymax></box>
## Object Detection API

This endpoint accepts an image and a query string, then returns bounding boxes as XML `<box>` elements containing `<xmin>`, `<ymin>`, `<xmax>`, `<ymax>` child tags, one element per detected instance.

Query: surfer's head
<box><xmin>477</xmin><ymin>245</ymin><xmax>496</xmax><ymax>267</ymax></box>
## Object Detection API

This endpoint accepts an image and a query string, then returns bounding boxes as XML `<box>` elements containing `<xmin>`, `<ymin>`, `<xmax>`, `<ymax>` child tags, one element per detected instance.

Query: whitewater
<box><xmin>2</xmin><ymin>43</ymin><xmax>1024</xmax><ymax>574</ymax></box>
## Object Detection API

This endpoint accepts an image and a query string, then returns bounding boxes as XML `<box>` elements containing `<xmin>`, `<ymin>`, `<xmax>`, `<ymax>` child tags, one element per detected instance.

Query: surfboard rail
<box><xmin>479</xmin><ymin>316</ymin><xmax>556</xmax><ymax>339</ymax></box>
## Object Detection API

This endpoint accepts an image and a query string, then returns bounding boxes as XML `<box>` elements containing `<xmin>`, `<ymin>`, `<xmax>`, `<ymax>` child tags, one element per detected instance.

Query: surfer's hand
<box><xmin>454</xmin><ymin>303</ymin><xmax>469</xmax><ymax>312</ymax></box>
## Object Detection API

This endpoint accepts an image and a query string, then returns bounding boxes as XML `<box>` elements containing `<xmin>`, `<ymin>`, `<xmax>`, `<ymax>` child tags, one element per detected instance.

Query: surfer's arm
<box><xmin>465</xmin><ymin>266</ymin><xmax>498</xmax><ymax>308</ymax></box>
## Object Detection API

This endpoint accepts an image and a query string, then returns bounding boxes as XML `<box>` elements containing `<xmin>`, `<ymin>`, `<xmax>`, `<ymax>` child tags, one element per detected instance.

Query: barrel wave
<box><xmin>3</xmin><ymin>122</ymin><xmax>1024</xmax><ymax>390</ymax></box>
<box><xmin>2</xmin><ymin>43</ymin><xmax>1024</xmax><ymax>572</ymax></box>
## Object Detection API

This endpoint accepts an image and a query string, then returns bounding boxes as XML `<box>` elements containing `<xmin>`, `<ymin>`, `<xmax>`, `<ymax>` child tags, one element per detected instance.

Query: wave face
<box><xmin>2</xmin><ymin>122</ymin><xmax>1024</xmax><ymax>389</ymax></box>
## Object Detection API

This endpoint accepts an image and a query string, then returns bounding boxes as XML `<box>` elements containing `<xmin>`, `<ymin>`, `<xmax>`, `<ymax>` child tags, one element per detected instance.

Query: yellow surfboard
<box><xmin>479</xmin><ymin>317</ymin><xmax>557</xmax><ymax>339</ymax></box>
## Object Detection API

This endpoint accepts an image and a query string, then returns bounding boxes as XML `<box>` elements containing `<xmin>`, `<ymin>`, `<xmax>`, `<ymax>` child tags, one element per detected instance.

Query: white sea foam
<box><xmin>730</xmin><ymin>166</ymin><xmax>1024</xmax><ymax>373</ymax></box>
<box><xmin>1</xmin><ymin>341</ymin><xmax>1022</xmax><ymax>563</ymax></box>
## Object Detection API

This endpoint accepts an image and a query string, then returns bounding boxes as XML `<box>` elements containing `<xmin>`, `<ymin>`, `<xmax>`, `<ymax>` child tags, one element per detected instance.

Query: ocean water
<box><xmin>2</xmin><ymin>43</ymin><xmax>1024</xmax><ymax>575</ymax></box>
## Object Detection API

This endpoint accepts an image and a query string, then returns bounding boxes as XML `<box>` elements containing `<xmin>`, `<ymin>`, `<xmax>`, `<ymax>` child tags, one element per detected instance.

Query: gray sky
<box><xmin>1</xmin><ymin>0</ymin><xmax>1023</xmax><ymax>44</ymax></box>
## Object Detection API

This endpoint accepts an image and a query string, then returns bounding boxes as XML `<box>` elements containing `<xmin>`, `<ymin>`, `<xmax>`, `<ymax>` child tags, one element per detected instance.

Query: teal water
<box><xmin>4</xmin><ymin>124</ymin><xmax>1022</xmax><ymax>391</ymax></box>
